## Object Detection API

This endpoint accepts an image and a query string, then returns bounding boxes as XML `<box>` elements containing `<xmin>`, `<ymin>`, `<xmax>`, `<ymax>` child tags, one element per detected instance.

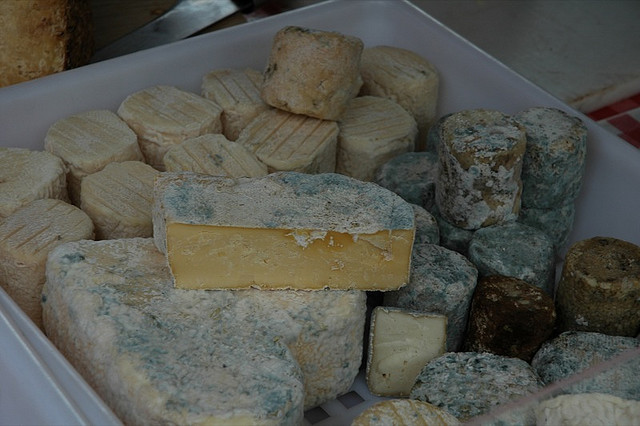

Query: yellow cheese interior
<box><xmin>166</xmin><ymin>223</ymin><xmax>414</xmax><ymax>290</ymax></box>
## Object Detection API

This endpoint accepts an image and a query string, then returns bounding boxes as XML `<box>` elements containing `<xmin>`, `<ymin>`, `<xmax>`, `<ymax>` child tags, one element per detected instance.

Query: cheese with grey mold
<box><xmin>42</xmin><ymin>238</ymin><xmax>366</xmax><ymax>424</ymax></box>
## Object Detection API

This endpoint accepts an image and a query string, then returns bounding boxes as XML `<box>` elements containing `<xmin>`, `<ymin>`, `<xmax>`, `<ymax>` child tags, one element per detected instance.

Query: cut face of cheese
<box><xmin>153</xmin><ymin>172</ymin><xmax>415</xmax><ymax>290</ymax></box>
<box><xmin>42</xmin><ymin>238</ymin><xmax>366</xmax><ymax>424</ymax></box>
<box><xmin>366</xmin><ymin>307</ymin><xmax>447</xmax><ymax>397</ymax></box>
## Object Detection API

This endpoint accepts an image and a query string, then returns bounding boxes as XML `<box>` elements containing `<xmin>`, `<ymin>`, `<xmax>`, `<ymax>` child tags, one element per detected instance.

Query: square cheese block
<box><xmin>153</xmin><ymin>171</ymin><xmax>415</xmax><ymax>290</ymax></box>
<box><xmin>366</xmin><ymin>306</ymin><xmax>447</xmax><ymax>397</ymax></box>
<box><xmin>42</xmin><ymin>238</ymin><xmax>366</xmax><ymax>424</ymax></box>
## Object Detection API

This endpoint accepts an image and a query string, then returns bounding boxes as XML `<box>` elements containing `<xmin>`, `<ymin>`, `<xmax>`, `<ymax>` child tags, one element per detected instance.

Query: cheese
<box><xmin>359</xmin><ymin>45</ymin><xmax>440</xmax><ymax>151</ymax></box>
<box><xmin>0</xmin><ymin>198</ymin><xmax>93</xmax><ymax>329</ymax></box>
<box><xmin>201</xmin><ymin>68</ymin><xmax>270</xmax><ymax>141</ymax></box>
<box><xmin>261</xmin><ymin>26</ymin><xmax>363</xmax><ymax>120</ymax></box>
<box><xmin>237</xmin><ymin>108</ymin><xmax>339</xmax><ymax>174</ymax></box>
<box><xmin>411</xmin><ymin>204</ymin><xmax>440</xmax><ymax>245</ymax></box>
<box><xmin>555</xmin><ymin>237</ymin><xmax>640</xmax><ymax>336</ymax></box>
<box><xmin>336</xmin><ymin>96</ymin><xmax>417</xmax><ymax>181</ymax></box>
<box><xmin>410</xmin><ymin>352</ymin><xmax>543</xmax><ymax>422</ymax></box>
<box><xmin>384</xmin><ymin>243</ymin><xmax>477</xmax><ymax>351</ymax></box>
<box><xmin>80</xmin><ymin>161</ymin><xmax>159</xmax><ymax>239</ymax></box>
<box><xmin>43</xmin><ymin>109</ymin><xmax>143</xmax><ymax>205</ymax></box>
<box><xmin>0</xmin><ymin>147</ymin><xmax>69</xmax><ymax>218</ymax></box>
<box><xmin>536</xmin><ymin>393</ymin><xmax>640</xmax><ymax>426</ymax></box>
<box><xmin>152</xmin><ymin>172</ymin><xmax>415</xmax><ymax>290</ymax></box>
<box><xmin>42</xmin><ymin>238</ymin><xmax>366</xmax><ymax>424</ymax></box>
<box><xmin>467</xmin><ymin>222</ymin><xmax>556</xmax><ymax>295</ymax></box>
<box><xmin>352</xmin><ymin>399</ymin><xmax>460</xmax><ymax>426</ymax></box>
<box><xmin>162</xmin><ymin>133</ymin><xmax>268</xmax><ymax>178</ymax></box>
<box><xmin>435</xmin><ymin>109</ymin><xmax>526</xmax><ymax>230</ymax></box>
<box><xmin>518</xmin><ymin>201</ymin><xmax>575</xmax><ymax>255</ymax></box>
<box><xmin>366</xmin><ymin>306</ymin><xmax>446</xmax><ymax>397</ymax></box>
<box><xmin>117</xmin><ymin>85</ymin><xmax>223</xmax><ymax>170</ymax></box>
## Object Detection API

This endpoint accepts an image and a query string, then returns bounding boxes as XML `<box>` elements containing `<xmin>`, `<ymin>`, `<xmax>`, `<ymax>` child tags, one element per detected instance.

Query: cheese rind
<box><xmin>352</xmin><ymin>399</ymin><xmax>460</xmax><ymax>426</ymax></box>
<box><xmin>536</xmin><ymin>393</ymin><xmax>640</xmax><ymax>426</ymax></box>
<box><xmin>153</xmin><ymin>172</ymin><xmax>415</xmax><ymax>290</ymax></box>
<box><xmin>366</xmin><ymin>306</ymin><xmax>446</xmax><ymax>397</ymax></box>
<box><xmin>42</xmin><ymin>238</ymin><xmax>366</xmax><ymax>424</ymax></box>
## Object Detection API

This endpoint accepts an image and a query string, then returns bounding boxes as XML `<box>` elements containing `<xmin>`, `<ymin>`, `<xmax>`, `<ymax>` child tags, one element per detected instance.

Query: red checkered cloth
<box><xmin>588</xmin><ymin>92</ymin><xmax>640</xmax><ymax>149</ymax></box>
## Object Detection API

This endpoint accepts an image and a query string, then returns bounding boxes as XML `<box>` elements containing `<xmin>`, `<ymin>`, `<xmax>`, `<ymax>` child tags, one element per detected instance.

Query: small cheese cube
<box><xmin>366</xmin><ymin>306</ymin><xmax>446</xmax><ymax>397</ymax></box>
<box><xmin>153</xmin><ymin>171</ymin><xmax>415</xmax><ymax>290</ymax></box>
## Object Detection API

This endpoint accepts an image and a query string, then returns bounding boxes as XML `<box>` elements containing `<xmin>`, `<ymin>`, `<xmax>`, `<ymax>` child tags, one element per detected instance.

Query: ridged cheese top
<box><xmin>153</xmin><ymin>171</ymin><xmax>415</xmax><ymax>252</ymax></box>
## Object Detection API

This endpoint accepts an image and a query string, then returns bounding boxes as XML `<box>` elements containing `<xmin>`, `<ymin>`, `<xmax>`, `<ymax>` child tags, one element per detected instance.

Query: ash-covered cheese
<box><xmin>411</xmin><ymin>204</ymin><xmax>440</xmax><ymax>245</ymax></box>
<box><xmin>81</xmin><ymin>161</ymin><xmax>159</xmax><ymax>240</ymax></box>
<box><xmin>261</xmin><ymin>26</ymin><xmax>363</xmax><ymax>120</ymax></box>
<box><xmin>468</xmin><ymin>222</ymin><xmax>556</xmax><ymax>295</ymax></box>
<box><xmin>435</xmin><ymin>109</ymin><xmax>526</xmax><ymax>230</ymax></box>
<box><xmin>384</xmin><ymin>243</ymin><xmax>477</xmax><ymax>351</ymax></box>
<box><xmin>162</xmin><ymin>133</ymin><xmax>268</xmax><ymax>178</ymax></box>
<box><xmin>43</xmin><ymin>109</ymin><xmax>143</xmax><ymax>205</ymax></box>
<box><xmin>410</xmin><ymin>352</ymin><xmax>543</xmax><ymax>422</ymax></box>
<box><xmin>201</xmin><ymin>68</ymin><xmax>270</xmax><ymax>141</ymax></box>
<box><xmin>351</xmin><ymin>399</ymin><xmax>460</xmax><ymax>426</ymax></box>
<box><xmin>464</xmin><ymin>275</ymin><xmax>556</xmax><ymax>362</ymax></box>
<box><xmin>515</xmin><ymin>107</ymin><xmax>587</xmax><ymax>209</ymax></box>
<box><xmin>532</xmin><ymin>331</ymin><xmax>640</xmax><ymax>400</ymax></box>
<box><xmin>0</xmin><ymin>199</ymin><xmax>93</xmax><ymax>328</ymax></box>
<box><xmin>42</xmin><ymin>238</ymin><xmax>366</xmax><ymax>424</ymax></box>
<box><xmin>237</xmin><ymin>108</ymin><xmax>339</xmax><ymax>174</ymax></box>
<box><xmin>373</xmin><ymin>151</ymin><xmax>439</xmax><ymax>211</ymax></box>
<box><xmin>366</xmin><ymin>306</ymin><xmax>446</xmax><ymax>397</ymax></box>
<box><xmin>431</xmin><ymin>205</ymin><xmax>475</xmax><ymax>256</ymax></box>
<box><xmin>518</xmin><ymin>201</ymin><xmax>575</xmax><ymax>255</ymax></box>
<box><xmin>117</xmin><ymin>85</ymin><xmax>223</xmax><ymax>170</ymax></box>
<box><xmin>555</xmin><ymin>237</ymin><xmax>640</xmax><ymax>336</ymax></box>
<box><xmin>153</xmin><ymin>172</ymin><xmax>415</xmax><ymax>290</ymax></box>
<box><xmin>336</xmin><ymin>96</ymin><xmax>417</xmax><ymax>181</ymax></box>
<box><xmin>0</xmin><ymin>147</ymin><xmax>68</xmax><ymax>218</ymax></box>
<box><xmin>536</xmin><ymin>393</ymin><xmax>640</xmax><ymax>426</ymax></box>
<box><xmin>359</xmin><ymin>45</ymin><xmax>439</xmax><ymax>151</ymax></box>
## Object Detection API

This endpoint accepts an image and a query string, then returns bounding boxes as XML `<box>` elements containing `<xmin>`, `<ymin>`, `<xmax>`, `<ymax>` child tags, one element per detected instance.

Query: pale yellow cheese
<box><xmin>152</xmin><ymin>172</ymin><xmax>415</xmax><ymax>290</ymax></box>
<box><xmin>366</xmin><ymin>306</ymin><xmax>447</xmax><ymax>397</ymax></box>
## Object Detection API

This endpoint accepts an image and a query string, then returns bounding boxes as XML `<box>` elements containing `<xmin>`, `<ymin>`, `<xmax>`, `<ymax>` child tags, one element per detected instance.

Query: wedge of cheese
<box><xmin>366</xmin><ymin>306</ymin><xmax>446</xmax><ymax>397</ymax></box>
<box><xmin>42</xmin><ymin>238</ymin><xmax>366</xmax><ymax>424</ymax></box>
<box><xmin>237</xmin><ymin>108</ymin><xmax>339</xmax><ymax>174</ymax></box>
<box><xmin>152</xmin><ymin>172</ymin><xmax>415</xmax><ymax>290</ymax></box>
<box><xmin>80</xmin><ymin>161</ymin><xmax>159</xmax><ymax>239</ymax></box>
<box><xmin>162</xmin><ymin>133</ymin><xmax>268</xmax><ymax>178</ymax></box>
<box><xmin>0</xmin><ymin>147</ymin><xmax>68</xmax><ymax>218</ymax></box>
<box><xmin>0</xmin><ymin>198</ymin><xmax>93</xmax><ymax>329</ymax></box>
<box><xmin>44</xmin><ymin>109</ymin><xmax>143</xmax><ymax>205</ymax></box>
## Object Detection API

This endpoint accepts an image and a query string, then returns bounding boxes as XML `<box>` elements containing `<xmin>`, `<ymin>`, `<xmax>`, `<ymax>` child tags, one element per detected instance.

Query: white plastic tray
<box><xmin>1</xmin><ymin>0</ymin><xmax>639</xmax><ymax>424</ymax></box>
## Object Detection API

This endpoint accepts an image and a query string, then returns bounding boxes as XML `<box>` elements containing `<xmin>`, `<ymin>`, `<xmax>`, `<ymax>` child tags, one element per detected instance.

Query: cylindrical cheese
<box><xmin>336</xmin><ymin>96</ymin><xmax>417</xmax><ymax>181</ymax></box>
<box><xmin>555</xmin><ymin>237</ymin><xmax>640</xmax><ymax>337</ymax></box>
<box><xmin>464</xmin><ymin>275</ymin><xmax>556</xmax><ymax>362</ymax></box>
<box><xmin>261</xmin><ymin>26</ymin><xmax>363</xmax><ymax>120</ymax></box>
<box><xmin>435</xmin><ymin>109</ymin><xmax>526</xmax><ymax>230</ymax></box>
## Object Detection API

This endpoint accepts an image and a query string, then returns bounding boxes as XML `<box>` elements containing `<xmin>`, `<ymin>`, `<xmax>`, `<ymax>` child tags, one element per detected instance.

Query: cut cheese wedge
<box><xmin>162</xmin><ymin>133</ymin><xmax>268</xmax><ymax>178</ymax></box>
<box><xmin>0</xmin><ymin>198</ymin><xmax>93</xmax><ymax>329</ymax></box>
<box><xmin>0</xmin><ymin>147</ymin><xmax>68</xmax><ymax>218</ymax></box>
<box><xmin>152</xmin><ymin>172</ymin><xmax>415</xmax><ymax>290</ymax></box>
<box><xmin>366</xmin><ymin>306</ymin><xmax>447</xmax><ymax>397</ymax></box>
<box><xmin>81</xmin><ymin>161</ymin><xmax>159</xmax><ymax>239</ymax></box>
<box><xmin>201</xmin><ymin>68</ymin><xmax>270</xmax><ymax>141</ymax></box>
<box><xmin>44</xmin><ymin>109</ymin><xmax>143</xmax><ymax>205</ymax></box>
<box><xmin>117</xmin><ymin>85</ymin><xmax>223</xmax><ymax>170</ymax></box>
<box><xmin>237</xmin><ymin>108</ymin><xmax>339</xmax><ymax>174</ymax></box>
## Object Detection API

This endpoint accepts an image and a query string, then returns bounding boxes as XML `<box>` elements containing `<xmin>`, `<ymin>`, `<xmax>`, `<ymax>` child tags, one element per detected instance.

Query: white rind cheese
<box><xmin>42</xmin><ymin>238</ymin><xmax>366</xmax><ymax>424</ymax></box>
<box><xmin>43</xmin><ymin>109</ymin><xmax>143</xmax><ymax>205</ymax></box>
<box><xmin>162</xmin><ymin>133</ymin><xmax>268</xmax><ymax>178</ymax></box>
<box><xmin>0</xmin><ymin>198</ymin><xmax>93</xmax><ymax>328</ymax></box>
<box><xmin>536</xmin><ymin>393</ymin><xmax>640</xmax><ymax>426</ymax></box>
<box><xmin>0</xmin><ymin>147</ymin><xmax>69</xmax><ymax>218</ymax></box>
<box><xmin>152</xmin><ymin>172</ymin><xmax>415</xmax><ymax>290</ymax></box>
<box><xmin>117</xmin><ymin>85</ymin><xmax>223</xmax><ymax>170</ymax></box>
<box><xmin>351</xmin><ymin>399</ymin><xmax>460</xmax><ymax>426</ymax></box>
<box><xmin>366</xmin><ymin>306</ymin><xmax>446</xmax><ymax>397</ymax></box>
